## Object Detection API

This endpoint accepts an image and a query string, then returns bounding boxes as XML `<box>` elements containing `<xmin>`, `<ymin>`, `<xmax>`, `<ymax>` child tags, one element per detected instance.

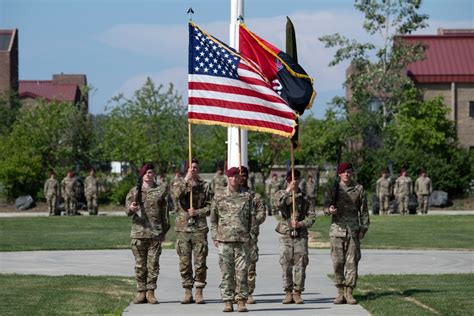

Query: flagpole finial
<box><xmin>237</xmin><ymin>15</ymin><xmax>244</xmax><ymax>22</ymax></box>
<box><xmin>187</xmin><ymin>7</ymin><xmax>194</xmax><ymax>21</ymax></box>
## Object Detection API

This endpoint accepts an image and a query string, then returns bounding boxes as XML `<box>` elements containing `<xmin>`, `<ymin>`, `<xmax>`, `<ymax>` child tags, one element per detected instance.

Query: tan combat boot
<box><xmin>282</xmin><ymin>291</ymin><xmax>293</xmax><ymax>304</ymax></box>
<box><xmin>133</xmin><ymin>291</ymin><xmax>146</xmax><ymax>304</ymax></box>
<box><xmin>181</xmin><ymin>287</ymin><xmax>194</xmax><ymax>304</ymax></box>
<box><xmin>146</xmin><ymin>289</ymin><xmax>159</xmax><ymax>304</ymax></box>
<box><xmin>223</xmin><ymin>301</ymin><xmax>233</xmax><ymax>312</ymax></box>
<box><xmin>195</xmin><ymin>287</ymin><xmax>204</xmax><ymax>304</ymax></box>
<box><xmin>247</xmin><ymin>294</ymin><xmax>256</xmax><ymax>304</ymax></box>
<box><xmin>237</xmin><ymin>300</ymin><xmax>248</xmax><ymax>312</ymax></box>
<box><xmin>333</xmin><ymin>286</ymin><xmax>346</xmax><ymax>304</ymax></box>
<box><xmin>345</xmin><ymin>287</ymin><xmax>358</xmax><ymax>304</ymax></box>
<box><xmin>293</xmin><ymin>290</ymin><xmax>304</xmax><ymax>304</ymax></box>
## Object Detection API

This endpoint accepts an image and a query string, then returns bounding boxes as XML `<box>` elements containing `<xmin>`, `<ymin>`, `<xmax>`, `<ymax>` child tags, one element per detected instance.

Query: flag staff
<box><xmin>188</xmin><ymin>123</ymin><xmax>193</xmax><ymax>210</ymax></box>
<box><xmin>290</xmin><ymin>142</ymin><xmax>296</xmax><ymax>235</ymax></box>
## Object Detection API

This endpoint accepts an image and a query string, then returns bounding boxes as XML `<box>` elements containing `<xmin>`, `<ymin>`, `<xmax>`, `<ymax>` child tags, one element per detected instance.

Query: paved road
<box><xmin>1</xmin><ymin>216</ymin><xmax>473</xmax><ymax>315</ymax></box>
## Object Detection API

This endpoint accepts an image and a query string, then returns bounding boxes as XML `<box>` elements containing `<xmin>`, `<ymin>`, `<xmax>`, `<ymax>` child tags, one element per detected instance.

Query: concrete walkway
<box><xmin>1</xmin><ymin>216</ymin><xmax>473</xmax><ymax>315</ymax></box>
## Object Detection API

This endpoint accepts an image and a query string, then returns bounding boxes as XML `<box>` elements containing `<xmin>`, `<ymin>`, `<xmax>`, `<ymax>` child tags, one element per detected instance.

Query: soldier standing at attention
<box><xmin>303</xmin><ymin>174</ymin><xmax>317</xmax><ymax>211</ymax></box>
<box><xmin>211</xmin><ymin>166</ymin><xmax>227</xmax><ymax>196</ymax></box>
<box><xmin>125</xmin><ymin>163</ymin><xmax>169</xmax><ymax>304</ymax></box>
<box><xmin>175</xmin><ymin>157</ymin><xmax>213</xmax><ymax>304</ymax></box>
<box><xmin>84</xmin><ymin>168</ymin><xmax>100</xmax><ymax>215</ymax></box>
<box><xmin>239</xmin><ymin>166</ymin><xmax>266</xmax><ymax>304</ymax></box>
<box><xmin>415</xmin><ymin>168</ymin><xmax>432</xmax><ymax>214</ymax></box>
<box><xmin>376</xmin><ymin>169</ymin><xmax>392</xmax><ymax>215</ymax></box>
<box><xmin>211</xmin><ymin>167</ymin><xmax>255</xmax><ymax>312</ymax></box>
<box><xmin>273</xmin><ymin>170</ymin><xmax>316</xmax><ymax>305</ymax></box>
<box><xmin>170</xmin><ymin>170</ymin><xmax>184</xmax><ymax>214</ymax></box>
<box><xmin>44</xmin><ymin>170</ymin><xmax>59</xmax><ymax>216</ymax></box>
<box><xmin>324</xmin><ymin>162</ymin><xmax>369</xmax><ymax>305</ymax></box>
<box><xmin>61</xmin><ymin>170</ymin><xmax>79</xmax><ymax>216</ymax></box>
<box><xmin>266</xmin><ymin>173</ymin><xmax>280</xmax><ymax>215</ymax></box>
<box><xmin>394</xmin><ymin>168</ymin><xmax>413</xmax><ymax>215</ymax></box>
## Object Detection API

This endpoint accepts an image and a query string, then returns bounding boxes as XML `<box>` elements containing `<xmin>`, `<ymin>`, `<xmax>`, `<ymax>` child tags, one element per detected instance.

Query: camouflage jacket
<box><xmin>241</xmin><ymin>186</ymin><xmax>266</xmax><ymax>240</ymax></box>
<box><xmin>376</xmin><ymin>176</ymin><xmax>392</xmax><ymax>196</ymax></box>
<box><xmin>44</xmin><ymin>178</ymin><xmax>59</xmax><ymax>198</ymax></box>
<box><xmin>125</xmin><ymin>184</ymin><xmax>170</xmax><ymax>239</ymax></box>
<box><xmin>394</xmin><ymin>176</ymin><xmax>413</xmax><ymax>196</ymax></box>
<box><xmin>175</xmin><ymin>178</ymin><xmax>212</xmax><ymax>233</ymax></box>
<box><xmin>84</xmin><ymin>175</ymin><xmax>99</xmax><ymax>196</ymax></box>
<box><xmin>61</xmin><ymin>177</ymin><xmax>79</xmax><ymax>198</ymax></box>
<box><xmin>304</xmin><ymin>179</ymin><xmax>317</xmax><ymax>198</ymax></box>
<box><xmin>324</xmin><ymin>180</ymin><xmax>370</xmax><ymax>238</ymax></box>
<box><xmin>415</xmin><ymin>176</ymin><xmax>432</xmax><ymax>195</ymax></box>
<box><xmin>210</xmin><ymin>187</ymin><xmax>256</xmax><ymax>243</ymax></box>
<box><xmin>273</xmin><ymin>188</ymin><xmax>316</xmax><ymax>238</ymax></box>
<box><xmin>211</xmin><ymin>174</ymin><xmax>227</xmax><ymax>195</ymax></box>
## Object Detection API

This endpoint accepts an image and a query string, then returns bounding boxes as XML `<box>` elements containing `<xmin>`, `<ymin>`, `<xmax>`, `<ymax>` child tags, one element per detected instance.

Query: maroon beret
<box><xmin>226</xmin><ymin>167</ymin><xmax>240</xmax><ymax>177</ymax></box>
<box><xmin>286</xmin><ymin>169</ymin><xmax>301</xmax><ymax>181</ymax></box>
<box><xmin>240</xmin><ymin>166</ymin><xmax>249</xmax><ymax>175</ymax></box>
<box><xmin>139</xmin><ymin>163</ymin><xmax>155</xmax><ymax>178</ymax></box>
<box><xmin>337</xmin><ymin>162</ymin><xmax>353</xmax><ymax>174</ymax></box>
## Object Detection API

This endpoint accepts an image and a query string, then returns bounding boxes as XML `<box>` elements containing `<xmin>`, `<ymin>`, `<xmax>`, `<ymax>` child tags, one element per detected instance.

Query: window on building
<box><xmin>470</xmin><ymin>101</ymin><xmax>474</xmax><ymax>118</ymax></box>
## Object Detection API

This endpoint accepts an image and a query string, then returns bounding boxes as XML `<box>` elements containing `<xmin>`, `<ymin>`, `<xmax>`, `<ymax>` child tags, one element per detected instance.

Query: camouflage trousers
<box><xmin>85</xmin><ymin>193</ymin><xmax>98</xmax><ymax>215</ymax></box>
<box><xmin>279</xmin><ymin>236</ymin><xmax>309</xmax><ymax>292</ymax></box>
<box><xmin>247</xmin><ymin>238</ymin><xmax>259</xmax><ymax>295</ymax></box>
<box><xmin>417</xmin><ymin>194</ymin><xmax>429</xmax><ymax>214</ymax></box>
<box><xmin>176</xmin><ymin>231</ymin><xmax>208</xmax><ymax>288</ymax></box>
<box><xmin>378</xmin><ymin>194</ymin><xmax>390</xmax><ymax>215</ymax></box>
<box><xmin>218</xmin><ymin>241</ymin><xmax>249</xmax><ymax>302</ymax></box>
<box><xmin>46</xmin><ymin>195</ymin><xmax>57</xmax><ymax>215</ymax></box>
<box><xmin>330</xmin><ymin>235</ymin><xmax>361</xmax><ymax>288</ymax></box>
<box><xmin>131</xmin><ymin>238</ymin><xmax>162</xmax><ymax>291</ymax></box>
<box><xmin>64</xmin><ymin>196</ymin><xmax>76</xmax><ymax>216</ymax></box>
<box><xmin>397</xmin><ymin>194</ymin><xmax>409</xmax><ymax>214</ymax></box>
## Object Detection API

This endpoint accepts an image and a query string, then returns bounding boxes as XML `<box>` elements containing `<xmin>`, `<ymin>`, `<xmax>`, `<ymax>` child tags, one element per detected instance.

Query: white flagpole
<box><xmin>227</xmin><ymin>0</ymin><xmax>247</xmax><ymax>169</ymax></box>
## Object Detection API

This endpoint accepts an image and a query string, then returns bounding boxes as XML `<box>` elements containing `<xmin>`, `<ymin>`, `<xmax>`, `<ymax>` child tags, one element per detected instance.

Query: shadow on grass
<box><xmin>357</xmin><ymin>288</ymin><xmax>438</xmax><ymax>301</ymax></box>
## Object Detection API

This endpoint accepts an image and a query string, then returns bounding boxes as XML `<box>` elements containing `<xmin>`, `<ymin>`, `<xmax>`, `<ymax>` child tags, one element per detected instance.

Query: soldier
<box><xmin>394</xmin><ymin>168</ymin><xmax>413</xmax><ymax>215</ymax></box>
<box><xmin>125</xmin><ymin>163</ymin><xmax>169</xmax><ymax>304</ymax></box>
<box><xmin>211</xmin><ymin>167</ymin><xmax>227</xmax><ymax>196</ymax></box>
<box><xmin>415</xmin><ymin>168</ymin><xmax>432</xmax><ymax>214</ymax></box>
<box><xmin>61</xmin><ymin>170</ymin><xmax>79</xmax><ymax>216</ymax></box>
<box><xmin>273</xmin><ymin>170</ymin><xmax>316</xmax><ymax>305</ymax></box>
<box><xmin>84</xmin><ymin>168</ymin><xmax>100</xmax><ymax>215</ymax></box>
<box><xmin>175</xmin><ymin>158</ymin><xmax>213</xmax><ymax>304</ymax></box>
<box><xmin>170</xmin><ymin>171</ymin><xmax>184</xmax><ymax>214</ymax></box>
<box><xmin>324</xmin><ymin>162</ymin><xmax>369</xmax><ymax>305</ymax></box>
<box><xmin>210</xmin><ymin>167</ymin><xmax>255</xmax><ymax>312</ymax></box>
<box><xmin>266</xmin><ymin>173</ymin><xmax>280</xmax><ymax>216</ymax></box>
<box><xmin>44</xmin><ymin>170</ymin><xmax>59</xmax><ymax>216</ymax></box>
<box><xmin>303</xmin><ymin>174</ymin><xmax>317</xmax><ymax>211</ymax></box>
<box><xmin>239</xmin><ymin>166</ymin><xmax>266</xmax><ymax>304</ymax></box>
<box><xmin>376</xmin><ymin>169</ymin><xmax>392</xmax><ymax>215</ymax></box>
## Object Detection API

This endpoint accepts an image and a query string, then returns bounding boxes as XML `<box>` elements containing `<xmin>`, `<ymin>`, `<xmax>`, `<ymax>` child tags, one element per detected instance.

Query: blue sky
<box><xmin>1</xmin><ymin>0</ymin><xmax>473</xmax><ymax>117</ymax></box>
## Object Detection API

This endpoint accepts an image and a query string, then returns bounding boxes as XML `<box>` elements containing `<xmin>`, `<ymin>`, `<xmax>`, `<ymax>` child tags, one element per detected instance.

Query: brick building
<box><xmin>0</xmin><ymin>29</ymin><xmax>19</xmax><ymax>101</ymax></box>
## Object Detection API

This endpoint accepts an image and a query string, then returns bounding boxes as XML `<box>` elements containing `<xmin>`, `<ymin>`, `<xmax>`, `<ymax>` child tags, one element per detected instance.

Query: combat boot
<box><xmin>345</xmin><ymin>287</ymin><xmax>358</xmax><ymax>304</ymax></box>
<box><xmin>195</xmin><ymin>287</ymin><xmax>204</xmax><ymax>304</ymax></box>
<box><xmin>333</xmin><ymin>286</ymin><xmax>346</xmax><ymax>304</ymax></box>
<box><xmin>293</xmin><ymin>290</ymin><xmax>304</xmax><ymax>304</ymax></box>
<box><xmin>237</xmin><ymin>300</ymin><xmax>248</xmax><ymax>312</ymax></box>
<box><xmin>223</xmin><ymin>302</ymin><xmax>233</xmax><ymax>312</ymax></box>
<box><xmin>247</xmin><ymin>294</ymin><xmax>256</xmax><ymax>304</ymax></box>
<box><xmin>133</xmin><ymin>291</ymin><xmax>146</xmax><ymax>304</ymax></box>
<box><xmin>146</xmin><ymin>289</ymin><xmax>159</xmax><ymax>304</ymax></box>
<box><xmin>282</xmin><ymin>291</ymin><xmax>293</xmax><ymax>304</ymax></box>
<box><xmin>181</xmin><ymin>287</ymin><xmax>193</xmax><ymax>304</ymax></box>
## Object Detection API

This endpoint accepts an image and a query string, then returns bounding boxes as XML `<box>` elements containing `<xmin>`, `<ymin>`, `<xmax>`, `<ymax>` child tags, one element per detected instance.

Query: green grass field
<box><xmin>310</xmin><ymin>215</ymin><xmax>474</xmax><ymax>250</ymax></box>
<box><xmin>356</xmin><ymin>274</ymin><xmax>474</xmax><ymax>315</ymax></box>
<box><xmin>0</xmin><ymin>216</ymin><xmax>176</xmax><ymax>251</ymax></box>
<box><xmin>0</xmin><ymin>274</ymin><xmax>134</xmax><ymax>316</ymax></box>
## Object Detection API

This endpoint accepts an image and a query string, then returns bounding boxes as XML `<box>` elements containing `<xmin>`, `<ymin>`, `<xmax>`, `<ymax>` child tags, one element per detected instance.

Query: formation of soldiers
<box><xmin>43</xmin><ymin>168</ymin><xmax>100</xmax><ymax>216</ymax></box>
<box><xmin>126</xmin><ymin>160</ymin><xmax>370</xmax><ymax>312</ymax></box>
<box><xmin>376</xmin><ymin>167</ymin><xmax>433</xmax><ymax>215</ymax></box>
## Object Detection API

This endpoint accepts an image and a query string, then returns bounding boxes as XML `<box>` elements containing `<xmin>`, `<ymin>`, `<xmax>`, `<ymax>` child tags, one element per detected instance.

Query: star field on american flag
<box><xmin>189</xmin><ymin>26</ymin><xmax>240</xmax><ymax>79</ymax></box>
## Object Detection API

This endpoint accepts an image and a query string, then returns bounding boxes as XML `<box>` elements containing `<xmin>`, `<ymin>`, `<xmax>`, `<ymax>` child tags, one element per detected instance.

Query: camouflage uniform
<box><xmin>44</xmin><ymin>177</ymin><xmax>59</xmax><ymax>215</ymax></box>
<box><xmin>303</xmin><ymin>177</ymin><xmax>317</xmax><ymax>211</ymax></box>
<box><xmin>241</xmin><ymin>186</ymin><xmax>266</xmax><ymax>297</ymax></box>
<box><xmin>324</xmin><ymin>180</ymin><xmax>369</xmax><ymax>289</ymax></box>
<box><xmin>84</xmin><ymin>175</ymin><xmax>99</xmax><ymax>215</ymax></box>
<box><xmin>267</xmin><ymin>177</ymin><xmax>280</xmax><ymax>215</ymax></box>
<box><xmin>175</xmin><ymin>178</ymin><xmax>213</xmax><ymax>290</ymax></box>
<box><xmin>61</xmin><ymin>176</ymin><xmax>79</xmax><ymax>216</ymax></box>
<box><xmin>394</xmin><ymin>175</ymin><xmax>413</xmax><ymax>215</ymax></box>
<box><xmin>376</xmin><ymin>175</ymin><xmax>392</xmax><ymax>215</ymax></box>
<box><xmin>273</xmin><ymin>188</ymin><xmax>316</xmax><ymax>293</ymax></box>
<box><xmin>210</xmin><ymin>187</ymin><xmax>256</xmax><ymax>303</ymax></box>
<box><xmin>211</xmin><ymin>172</ymin><xmax>227</xmax><ymax>196</ymax></box>
<box><xmin>125</xmin><ymin>184</ymin><xmax>169</xmax><ymax>291</ymax></box>
<box><xmin>415</xmin><ymin>175</ymin><xmax>432</xmax><ymax>214</ymax></box>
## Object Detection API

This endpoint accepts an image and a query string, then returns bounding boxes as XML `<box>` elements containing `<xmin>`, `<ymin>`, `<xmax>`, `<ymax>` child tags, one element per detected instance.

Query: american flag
<box><xmin>188</xmin><ymin>22</ymin><xmax>297</xmax><ymax>138</ymax></box>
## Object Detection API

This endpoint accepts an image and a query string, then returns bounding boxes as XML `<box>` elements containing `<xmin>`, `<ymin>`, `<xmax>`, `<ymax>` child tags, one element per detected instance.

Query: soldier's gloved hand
<box><xmin>329</xmin><ymin>205</ymin><xmax>337</xmax><ymax>214</ymax></box>
<box><xmin>129</xmin><ymin>202</ymin><xmax>139</xmax><ymax>213</ymax></box>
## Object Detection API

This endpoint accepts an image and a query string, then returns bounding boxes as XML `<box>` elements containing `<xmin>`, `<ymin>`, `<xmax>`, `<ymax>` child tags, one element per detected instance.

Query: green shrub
<box><xmin>109</xmin><ymin>174</ymin><xmax>136</xmax><ymax>205</ymax></box>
